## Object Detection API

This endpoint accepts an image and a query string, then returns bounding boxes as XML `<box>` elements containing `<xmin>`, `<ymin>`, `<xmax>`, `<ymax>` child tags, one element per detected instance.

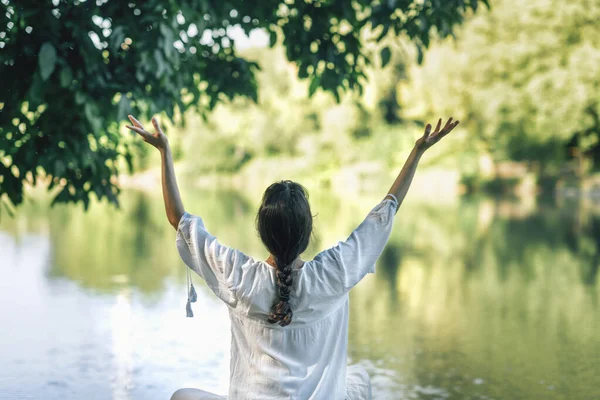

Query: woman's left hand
<box><xmin>415</xmin><ymin>117</ymin><xmax>459</xmax><ymax>152</ymax></box>
<box><xmin>126</xmin><ymin>114</ymin><xmax>169</xmax><ymax>152</ymax></box>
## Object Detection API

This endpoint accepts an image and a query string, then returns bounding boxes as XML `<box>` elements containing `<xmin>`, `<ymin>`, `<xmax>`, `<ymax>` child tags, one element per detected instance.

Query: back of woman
<box><xmin>227</xmin><ymin>262</ymin><xmax>351</xmax><ymax>399</ymax></box>
<box><xmin>125</xmin><ymin>114</ymin><xmax>459</xmax><ymax>399</ymax></box>
<box><xmin>176</xmin><ymin>193</ymin><xmax>399</xmax><ymax>399</ymax></box>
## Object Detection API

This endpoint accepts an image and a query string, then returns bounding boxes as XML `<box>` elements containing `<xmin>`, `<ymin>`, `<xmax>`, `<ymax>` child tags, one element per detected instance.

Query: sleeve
<box><xmin>310</xmin><ymin>197</ymin><xmax>398</xmax><ymax>295</ymax></box>
<box><xmin>176</xmin><ymin>212</ymin><xmax>247</xmax><ymax>306</ymax></box>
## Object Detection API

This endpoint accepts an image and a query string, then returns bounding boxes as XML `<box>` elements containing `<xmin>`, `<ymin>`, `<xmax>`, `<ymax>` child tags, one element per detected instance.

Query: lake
<box><xmin>1</xmin><ymin>189</ymin><xmax>599</xmax><ymax>400</ymax></box>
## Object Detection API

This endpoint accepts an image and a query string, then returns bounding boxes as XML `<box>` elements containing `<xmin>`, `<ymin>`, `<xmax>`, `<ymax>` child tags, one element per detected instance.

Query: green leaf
<box><xmin>82</xmin><ymin>192</ymin><xmax>90</xmax><ymax>210</ymax></box>
<box><xmin>124</xmin><ymin>151</ymin><xmax>134</xmax><ymax>174</ymax></box>
<box><xmin>381</xmin><ymin>47</ymin><xmax>391</xmax><ymax>68</ymax></box>
<box><xmin>60</xmin><ymin>66</ymin><xmax>73</xmax><ymax>88</ymax></box>
<box><xmin>75</xmin><ymin>92</ymin><xmax>86</xmax><ymax>105</ymax></box>
<box><xmin>269</xmin><ymin>30</ymin><xmax>277</xmax><ymax>47</ymax></box>
<box><xmin>298</xmin><ymin>64</ymin><xmax>309</xmax><ymax>79</ymax></box>
<box><xmin>135</xmin><ymin>69</ymin><xmax>145</xmax><ymax>83</ymax></box>
<box><xmin>110</xmin><ymin>26</ymin><xmax>125</xmax><ymax>52</ymax></box>
<box><xmin>117</xmin><ymin>95</ymin><xmax>131</xmax><ymax>122</ymax></box>
<box><xmin>417</xmin><ymin>44</ymin><xmax>424</xmax><ymax>64</ymax></box>
<box><xmin>154</xmin><ymin>49</ymin><xmax>167</xmax><ymax>78</ymax></box>
<box><xmin>39</xmin><ymin>42</ymin><xmax>58</xmax><ymax>81</ymax></box>
<box><xmin>54</xmin><ymin>160</ymin><xmax>66</xmax><ymax>177</ymax></box>
<box><xmin>160</xmin><ymin>23</ymin><xmax>175</xmax><ymax>58</ymax></box>
<box><xmin>166</xmin><ymin>106</ymin><xmax>174</xmax><ymax>120</ymax></box>
<box><xmin>27</xmin><ymin>73</ymin><xmax>44</xmax><ymax>108</ymax></box>
<box><xmin>309</xmin><ymin>76</ymin><xmax>320</xmax><ymax>97</ymax></box>
<box><xmin>333</xmin><ymin>88</ymin><xmax>341</xmax><ymax>103</ymax></box>
<box><xmin>1</xmin><ymin>196</ymin><xmax>15</xmax><ymax>218</ymax></box>
<box><xmin>84</xmin><ymin>103</ymin><xmax>102</xmax><ymax>133</ymax></box>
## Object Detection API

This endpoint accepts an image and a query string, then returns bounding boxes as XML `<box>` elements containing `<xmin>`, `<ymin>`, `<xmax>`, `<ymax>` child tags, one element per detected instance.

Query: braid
<box><xmin>267</xmin><ymin>258</ymin><xmax>294</xmax><ymax>327</ymax></box>
<box><xmin>257</xmin><ymin>180</ymin><xmax>313</xmax><ymax>328</ymax></box>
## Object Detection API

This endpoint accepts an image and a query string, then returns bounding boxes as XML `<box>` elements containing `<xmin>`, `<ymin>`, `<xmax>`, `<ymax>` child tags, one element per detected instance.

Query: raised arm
<box><xmin>310</xmin><ymin>118</ymin><xmax>460</xmax><ymax>296</ymax></box>
<box><xmin>386</xmin><ymin>117</ymin><xmax>459</xmax><ymax>207</ymax></box>
<box><xmin>126</xmin><ymin>115</ymin><xmax>185</xmax><ymax>230</ymax></box>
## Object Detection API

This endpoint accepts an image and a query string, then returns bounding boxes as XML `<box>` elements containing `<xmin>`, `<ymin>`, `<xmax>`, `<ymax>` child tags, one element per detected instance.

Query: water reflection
<box><xmin>1</xmin><ymin>190</ymin><xmax>599</xmax><ymax>399</ymax></box>
<box><xmin>111</xmin><ymin>290</ymin><xmax>133</xmax><ymax>400</ymax></box>
<box><xmin>378</xmin><ymin>242</ymin><xmax>403</xmax><ymax>307</ymax></box>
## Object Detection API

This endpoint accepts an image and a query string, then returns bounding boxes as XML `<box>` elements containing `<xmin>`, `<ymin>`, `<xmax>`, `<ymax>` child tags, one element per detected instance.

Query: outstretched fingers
<box><xmin>126</xmin><ymin>124</ymin><xmax>150</xmax><ymax>141</ymax></box>
<box><xmin>442</xmin><ymin>117</ymin><xmax>454</xmax><ymax>131</ymax></box>
<box><xmin>152</xmin><ymin>116</ymin><xmax>163</xmax><ymax>134</ymax></box>
<box><xmin>440</xmin><ymin>120</ymin><xmax>460</xmax><ymax>139</ymax></box>
<box><xmin>128</xmin><ymin>114</ymin><xmax>144</xmax><ymax>129</ymax></box>
<box><xmin>435</xmin><ymin>118</ymin><xmax>442</xmax><ymax>133</ymax></box>
<box><xmin>423</xmin><ymin>123</ymin><xmax>432</xmax><ymax>139</ymax></box>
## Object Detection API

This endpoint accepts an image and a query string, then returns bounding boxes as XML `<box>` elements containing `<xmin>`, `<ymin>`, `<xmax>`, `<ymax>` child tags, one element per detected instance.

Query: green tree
<box><xmin>0</xmin><ymin>0</ymin><xmax>487</xmax><ymax>212</ymax></box>
<box><xmin>401</xmin><ymin>0</ymin><xmax>600</xmax><ymax>175</ymax></box>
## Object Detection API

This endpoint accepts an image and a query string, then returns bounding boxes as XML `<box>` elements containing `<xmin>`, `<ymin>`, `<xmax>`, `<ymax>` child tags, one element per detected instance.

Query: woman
<box><xmin>126</xmin><ymin>115</ymin><xmax>459</xmax><ymax>400</ymax></box>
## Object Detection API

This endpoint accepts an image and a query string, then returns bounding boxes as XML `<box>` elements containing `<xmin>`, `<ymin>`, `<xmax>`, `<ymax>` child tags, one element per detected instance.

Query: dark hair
<box><xmin>256</xmin><ymin>180</ymin><xmax>313</xmax><ymax>327</ymax></box>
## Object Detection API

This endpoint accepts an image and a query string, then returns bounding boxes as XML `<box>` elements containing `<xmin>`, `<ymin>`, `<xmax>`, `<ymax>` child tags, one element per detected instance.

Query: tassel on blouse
<box><xmin>186</xmin><ymin>299</ymin><xmax>194</xmax><ymax>318</ymax></box>
<box><xmin>185</xmin><ymin>267</ymin><xmax>195</xmax><ymax>318</ymax></box>
<box><xmin>189</xmin><ymin>283</ymin><xmax>197</xmax><ymax>303</ymax></box>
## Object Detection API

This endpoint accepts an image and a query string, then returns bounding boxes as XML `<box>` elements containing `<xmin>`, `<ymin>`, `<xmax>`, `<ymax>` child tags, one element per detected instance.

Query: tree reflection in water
<box><xmin>2</xmin><ymin>189</ymin><xmax>598</xmax><ymax>399</ymax></box>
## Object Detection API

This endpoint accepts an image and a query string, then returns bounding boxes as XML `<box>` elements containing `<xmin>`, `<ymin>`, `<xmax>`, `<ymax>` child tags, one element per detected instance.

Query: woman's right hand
<box><xmin>126</xmin><ymin>114</ymin><xmax>169</xmax><ymax>152</ymax></box>
<box><xmin>415</xmin><ymin>117</ymin><xmax>459</xmax><ymax>153</ymax></box>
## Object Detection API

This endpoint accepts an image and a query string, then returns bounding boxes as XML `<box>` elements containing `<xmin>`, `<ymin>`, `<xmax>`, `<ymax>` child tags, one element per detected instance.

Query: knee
<box><xmin>170</xmin><ymin>388</ymin><xmax>193</xmax><ymax>400</ymax></box>
<box><xmin>170</xmin><ymin>387</ymin><xmax>225</xmax><ymax>400</ymax></box>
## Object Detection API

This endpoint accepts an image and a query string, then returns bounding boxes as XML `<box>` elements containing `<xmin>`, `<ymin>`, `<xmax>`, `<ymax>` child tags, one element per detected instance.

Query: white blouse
<box><xmin>176</xmin><ymin>197</ymin><xmax>399</xmax><ymax>400</ymax></box>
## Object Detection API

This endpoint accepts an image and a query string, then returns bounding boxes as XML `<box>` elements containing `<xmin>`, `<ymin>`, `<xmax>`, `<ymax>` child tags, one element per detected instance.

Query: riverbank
<box><xmin>119</xmin><ymin>157</ymin><xmax>600</xmax><ymax>207</ymax></box>
<box><xmin>119</xmin><ymin>156</ymin><xmax>463</xmax><ymax>205</ymax></box>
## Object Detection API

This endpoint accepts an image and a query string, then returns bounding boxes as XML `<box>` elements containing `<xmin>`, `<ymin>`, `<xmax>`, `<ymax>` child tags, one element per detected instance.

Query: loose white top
<box><xmin>176</xmin><ymin>197</ymin><xmax>398</xmax><ymax>400</ymax></box>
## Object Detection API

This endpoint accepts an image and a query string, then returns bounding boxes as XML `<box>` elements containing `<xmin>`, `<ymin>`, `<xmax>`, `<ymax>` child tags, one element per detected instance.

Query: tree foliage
<box><xmin>400</xmin><ymin>0</ymin><xmax>600</xmax><ymax>174</ymax></box>
<box><xmin>0</xmin><ymin>0</ymin><xmax>487</xmax><ymax>211</ymax></box>
<box><xmin>169</xmin><ymin>44</ymin><xmax>420</xmax><ymax>182</ymax></box>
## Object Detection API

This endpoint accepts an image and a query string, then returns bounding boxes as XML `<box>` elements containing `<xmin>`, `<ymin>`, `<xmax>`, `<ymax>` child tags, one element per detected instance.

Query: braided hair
<box><xmin>256</xmin><ymin>180</ymin><xmax>313</xmax><ymax>327</ymax></box>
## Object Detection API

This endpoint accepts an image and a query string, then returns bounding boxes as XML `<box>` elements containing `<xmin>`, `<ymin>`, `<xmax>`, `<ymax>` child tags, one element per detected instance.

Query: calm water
<box><xmin>1</xmin><ymin>189</ymin><xmax>599</xmax><ymax>400</ymax></box>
